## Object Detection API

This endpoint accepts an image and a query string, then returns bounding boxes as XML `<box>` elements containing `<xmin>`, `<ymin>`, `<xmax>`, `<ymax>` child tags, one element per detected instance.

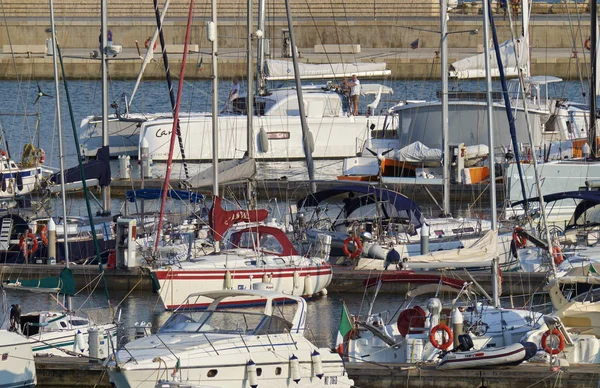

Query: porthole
<box><xmin>207</xmin><ymin>369</ymin><xmax>218</xmax><ymax>377</ymax></box>
<box><xmin>275</xmin><ymin>367</ymin><xmax>282</xmax><ymax>375</ymax></box>
<box><xmin>256</xmin><ymin>368</ymin><xmax>262</xmax><ymax>377</ymax></box>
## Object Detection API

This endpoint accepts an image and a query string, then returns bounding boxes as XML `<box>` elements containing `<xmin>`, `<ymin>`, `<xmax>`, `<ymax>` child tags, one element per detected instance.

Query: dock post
<box><xmin>48</xmin><ymin>217</ymin><xmax>56</xmax><ymax>262</ymax></box>
<box><xmin>420</xmin><ymin>223</ymin><xmax>429</xmax><ymax>255</ymax></box>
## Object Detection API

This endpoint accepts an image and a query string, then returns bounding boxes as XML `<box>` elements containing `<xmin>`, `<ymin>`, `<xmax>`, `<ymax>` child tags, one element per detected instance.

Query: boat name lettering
<box><xmin>267</xmin><ymin>132</ymin><xmax>290</xmax><ymax>140</ymax></box>
<box><xmin>156</xmin><ymin>128</ymin><xmax>172</xmax><ymax>138</ymax></box>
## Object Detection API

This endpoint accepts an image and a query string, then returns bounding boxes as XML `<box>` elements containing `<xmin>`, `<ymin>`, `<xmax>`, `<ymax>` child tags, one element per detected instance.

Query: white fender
<box><xmin>74</xmin><ymin>330</ymin><xmax>86</xmax><ymax>353</ymax></box>
<box><xmin>224</xmin><ymin>270</ymin><xmax>232</xmax><ymax>290</ymax></box>
<box><xmin>311</xmin><ymin>350</ymin><xmax>324</xmax><ymax>379</ymax></box>
<box><xmin>303</xmin><ymin>274</ymin><xmax>314</xmax><ymax>296</ymax></box>
<box><xmin>259</xmin><ymin>127</ymin><xmax>269</xmax><ymax>153</ymax></box>
<box><xmin>246</xmin><ymin>359</ymin><xmax>258</xmax><ymax>388</ymax></box>
<box><xmin>293</xmin><ymin>270</ymin><xmax>300</xmax><ymax>290</ymax></box>
<box><xmin>289</xmin><ymin>354</ymin><xmax>301</xmax><ymax>383</ymax></box>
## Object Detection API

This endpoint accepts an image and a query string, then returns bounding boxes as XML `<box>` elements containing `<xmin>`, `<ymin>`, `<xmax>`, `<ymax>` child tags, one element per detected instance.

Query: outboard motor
<box><xmin>455</xmin><ymin>334</ymin><xmax>474</xmax><ymax>352</ymax></box>
<box><xmin>9</xmin><ymin>304</ymin><xmax>21</xmax><ymax>333</ymax></box>
<box><xmin>384</xmin><ymin>249</ymin><xmax>400</xmax><ymax>270</ymax></box>
<box><xmin>520</xmin><ymin>341</ymin><xmax>538</xmax><ymax>361</ymax></box>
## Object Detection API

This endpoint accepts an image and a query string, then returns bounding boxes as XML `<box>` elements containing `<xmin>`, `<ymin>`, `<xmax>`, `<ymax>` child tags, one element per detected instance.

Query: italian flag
<box><xmin>335</xmin><ymin>302</ymin><xmax>353</xmax><ymax>355</ymax></box>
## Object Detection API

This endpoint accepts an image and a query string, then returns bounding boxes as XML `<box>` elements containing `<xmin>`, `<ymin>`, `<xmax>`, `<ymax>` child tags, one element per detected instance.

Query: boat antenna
<box><xmin>154</xmin><ymin>0</ymin><xmax>195</xmax><ymax>255</ymax></box>
<box><xmin>49</xmin><ymin>0</ymin><xmax>71</xmax><ymax>309</ymax></box>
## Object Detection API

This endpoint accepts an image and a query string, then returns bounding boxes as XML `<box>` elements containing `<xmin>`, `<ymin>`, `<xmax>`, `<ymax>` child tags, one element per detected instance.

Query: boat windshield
<box><xmin>159</xmin><ymin>310</ymin><xmax>292</xmax><ymax>335</ymax></box>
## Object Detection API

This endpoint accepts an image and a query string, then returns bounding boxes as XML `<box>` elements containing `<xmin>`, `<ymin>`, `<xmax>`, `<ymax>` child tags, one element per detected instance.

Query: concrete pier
<box><xmin>0</xmin><ymin>14</ymin><xmax>596</xmax><ymax>80</ymax></box>
<box><xmin>0</xmin><ymin>264</ymin><xmax>547</xmax><ymax>296</ymax></box>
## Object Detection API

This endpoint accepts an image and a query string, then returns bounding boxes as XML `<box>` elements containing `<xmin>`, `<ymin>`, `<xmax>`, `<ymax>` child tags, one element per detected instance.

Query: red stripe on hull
<box><xmin>154</xmin><ymin>266</ymin><xmax>333</xmax><ymax>280</ymax></box>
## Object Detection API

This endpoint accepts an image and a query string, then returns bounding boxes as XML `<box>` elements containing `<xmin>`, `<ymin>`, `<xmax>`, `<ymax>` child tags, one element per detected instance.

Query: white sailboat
<box><xmin>0</xmin><ymin>330</ymin><xmax>36</xmax><ymax>387</ymax></box>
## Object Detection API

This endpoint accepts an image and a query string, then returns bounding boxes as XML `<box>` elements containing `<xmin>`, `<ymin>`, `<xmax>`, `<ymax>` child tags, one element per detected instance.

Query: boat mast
<box><xmin>591</xmin><ymin>0</ymin><xmax>597</xmax><ymax>158</ymax></box>
<box><xmin>257</xmin><ymin>0</ymin><xmax>266</xmax><ymax>94</ymax></box>
<box><xmin>153</xmin><ymin>0</ymin><xmax>195</xmax><ymax>254</ymax></box>
<box><xmin>482</xmin><ymin>0</ymin><xmax>499</xmax><ymax>308</ymax></box>
<box><xmin>49</xmin><ymin>0</ymin><xmax>71</xmax><ymax>308</ymax></box>
<box><xmin>441</xmin><ymin>0</ymin><xmax>450</xmax><ymax>216</ymax></box>
<box><xmin>209</xmin><ymin>0</ymin><xmax>220</xmax><ymax>252</ymax></box>
<box><xmin>100</xmin><ymin>0</ymin><xmax>110</xmax><ymax>214</ymax></box>
<box><xmin>284</xmin><ymin>0</ymin><xmax>316</xmax><ymax>193</ymax></box>
<box><xmin>128</xmin><ymin>0</ymin><xmax>171</xmax><ymax>110</ymax></box>
<box><xmin>246</xmin><ymin>0</ymin><xmax>255</xmax><ymax>206</ymax></box>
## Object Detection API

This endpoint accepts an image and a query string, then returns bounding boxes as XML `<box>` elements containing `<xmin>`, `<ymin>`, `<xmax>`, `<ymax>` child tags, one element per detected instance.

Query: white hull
<box><xmin>153</xmin><ymin>264</ymin><xmax>333</xmax><ymax>310</ymax></box>
<box><xmin>141</xmin><ymin>114</ymin><xmax>374</xmax><ymax>162</ymax></box>
<box><xmin>0</xmin><ymin>331</ymin><xmax>36</xmax><ymax>388</ymax></box>
<box><xmin>26</xmin><ymin>325</ymin><xmax>116</xmax><ymax>358</ymax></box>
<box><xmin>0</xmin><ymin>166</ymin><xmax>41</xmax><ymax>199</ymax></box>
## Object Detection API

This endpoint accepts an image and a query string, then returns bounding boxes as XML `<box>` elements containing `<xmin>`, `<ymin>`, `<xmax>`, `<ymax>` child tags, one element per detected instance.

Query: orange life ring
<box><xmin>342</xmin><ymin>236</ymin><xmax>362</xmax><ymax>259</ymax></box>
<box><xmin>541</xmin><ymin>328</ymin><xmax>565</xmax><ymax>355</ymax></box>
<box><xmin>552</xmin><ymin>245</ymin><xmax>564</xmax><ymax>266</ymax></box>
<box><xmin>38</xmin><ymin>225</ymin><xmax>48</xmax><ymax>246</ymax></box>
<box><xmin>429</xmin><ymin>324</ymin><xmax>453</xmax><ymax>350</ymax></box>
<box><xmin>19</xmin><ymin>233</ymin><xmax>39</xmax><ymax>257</ymax></box>
<box><xmin>38</xmin><ymin>149</ymin><xmax>45</xmax><ymax>164</ymax></box>
<box><xmin>0</xmin><ymin>150</ymin><xmax>6</xmax><ymax>158</ymax></box>
<box><xmin>513</xmin><ymin>227</ymin><xmax>527</xmax><ymax>249</ymax></box>
<box><xmin>585</xmin><ymin>37</ymin><xmax>592</xmax><ymax>51</ymax></box>
<box><xmin>144</xmin><ymin>37</ymin><xmax>157</xmax><ymax>50</ymax></box>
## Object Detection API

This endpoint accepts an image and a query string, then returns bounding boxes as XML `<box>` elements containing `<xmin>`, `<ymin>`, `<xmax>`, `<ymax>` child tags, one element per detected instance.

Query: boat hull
<box><xmin>0</xmin><ymin>331</ymin><xmax>36</xmax><ymax>388</ymax></box>
<box><xmin>437</xmin><ymin>342</ymin><xmax>537</xmax><ymax>370</ymax></box>
<box><xmin>153</xmin><ymin>265</ymin><xmax>333</xmax><ymax>310</ymax></box>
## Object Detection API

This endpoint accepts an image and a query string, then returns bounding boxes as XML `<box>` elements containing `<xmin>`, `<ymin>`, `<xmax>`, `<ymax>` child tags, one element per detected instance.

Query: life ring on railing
<box><xmin>38</xmin><ymin>225</ymin><xmax>48</xmax><ymax>246</ymax></box>
<box><xmin>38</xmin><ymin>149</ymin><xmax>45</xmax><ymax>165</ymax></box>
<box><xmin>541</xmin><ymin>328</ymin><xmax>565</xmax><ymax>355</ymax></box>
<box><xmin>19</xmin><ymin>233</ymin><xmax>39</xmax><ymax>257</ymax></box>
<box><xmin>0</xmin><ymin>150</ymin><xmax>7</xmax><ymax>159</ymax></box>
<box><xmin>585</xmin><ymin>37</ymin><xmax>592</xmax><ymax>51</ymax></box>
<box><xmin>144</xmin><ymin>37</ymin><xmax>157</xmax><ymax>50</ymax></box>
<box><xmin>512</xmin><ymin>227</ymin><xmax>527</xmax><ymax>249</ymax></box>
<box><xmin>552</xmin><ymin>245</ymin><xmax>564</xmax><ymax>266</ymax></box>
<box><xmin>342</xmin><ymin>236</ymin><xmax>362</xmax><ymax>259</ymax></box>
<box><xmin>429</xmin><ymin>324</ymin><xmax>453</xmax><ymax>350</ymax></box>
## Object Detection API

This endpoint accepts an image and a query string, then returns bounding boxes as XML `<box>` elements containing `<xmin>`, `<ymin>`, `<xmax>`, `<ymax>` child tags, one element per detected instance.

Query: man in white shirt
<box><xmin>348</xmin><ymin>74</ymin><xmax>361</xmax><ymax>116</ymax></box>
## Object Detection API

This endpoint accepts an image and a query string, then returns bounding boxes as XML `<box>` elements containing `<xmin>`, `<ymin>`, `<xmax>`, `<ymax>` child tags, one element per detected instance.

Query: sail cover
<box><xmin>209</xmin><ymin>196</ymin><xmax>269</xmax><ymax>241</ymax></box>
<box><xmin>449</xmin><ymin>36</ymin><xmax>529</xmax><ymax>79</ymax></box>
<box><xmin>50</xmin><ymin>145</ymin><xmax>111</xmax><ymax>187</ymax></box>
<box><xmin>187</xmin><ymin>157</ymin><xmax>256</xmax><ymax>188</ymax></box>
<box><xmin>264</xmin><ymin>59</ymin><xmax>391</xmax><ymax>81</ymax></box>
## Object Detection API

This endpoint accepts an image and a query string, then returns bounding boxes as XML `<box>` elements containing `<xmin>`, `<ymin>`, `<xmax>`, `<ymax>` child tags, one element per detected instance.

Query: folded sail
<box><xmin>264</xmin><ymin>59</ymin><xmax>391</xmax><ymax>81</ymax></box>
<box><xmin>449</xmin><ymin>37</ymin><xmax>528</xmax><ymax>79</ymax></box>
<box><xmin>187</xmin><ymin>157</ymin><xmax>256</xmax><ymax>188</ymax></box>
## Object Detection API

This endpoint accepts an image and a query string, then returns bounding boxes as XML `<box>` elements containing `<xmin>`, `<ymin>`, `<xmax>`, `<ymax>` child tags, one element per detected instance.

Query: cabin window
<box><xmin>256</xmin><ymin>368</ymin><xmax>262</xmax><ymax>376</ymax></box>
<box><xmin>275</xmin><ymin>367</ymin><xmax>282</xmax><ymax>375</ymax></box>
<box><xmin>70</xmin><ymin>319</ymin><xmax>88</xmax><ymax>326</ymax></box>
<box><xmin>60</xmin><ymin>321</ymin><xmax>67</xmax><ymax>328</ymax></box>
<box><xmin>207</xmin><ymin>369</ymin><xmax>218</xmax><ymax>377</ymax></box>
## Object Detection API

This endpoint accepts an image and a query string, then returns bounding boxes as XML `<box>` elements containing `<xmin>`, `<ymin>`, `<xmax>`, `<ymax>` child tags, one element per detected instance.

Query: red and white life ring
<box><xmin>552</xmin><ymin>245</ymin><xmax>564</xmax><ymax>266</ymax></box>
<box><xmin>429</xmin><ymin>324</ymin><xmax>453</xmax><ymax>350</ymax></box>
<box><xmin>38</xmin><ymin>225</ymin><xmax>48</xmax><ymax>246</ymax></box>
<box><xmin>512</xmin><ymin>227</ymin><xmax>527</xmax><ymax>249</ymax></box>
<box><xmin>19</xmin><ymin>233</ymin><xmax>39</xmax><ymax>257</ymax></box>
<box><xmin>145</xmin><ymin>37</ymin><xmax>158</xmax><ymax>50</ymax></box>
<box><xmin>342</xmin><ymin>236</ymin><xmax>362</xmax><ymax>259</ymax></box>
<box><xmin>541</xmin><ymin>328</ymin><xmax>565</xmax><ymax>355</ymax></box>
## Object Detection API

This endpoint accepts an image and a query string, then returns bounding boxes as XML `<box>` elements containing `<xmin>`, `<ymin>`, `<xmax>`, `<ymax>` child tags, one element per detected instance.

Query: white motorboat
<box><xmin>149</xmin><ymin>197</ymin><xmax>332</xmax><ymax>310</ymax></box>
<box><xmin>0</xmin><ymin>147</ymin><xmax>43</xmax><ymax>199</ymax></box>
<box><xmin>0</xmin><ymin>330</ymin><xmax>36</xmax><ymax>388</ymax></box>
<box><xmin>105</xmin><ymin>289</ymin><xmax>354</xmax><ymax>388</ymax></box>
<box><xmin>523</xmin><ymin>275</ymin><xmax>600</xmax><ymax>364</ymax></box>
<box><xmin>7</xmin><ymin>304</ymin><xmax>117</xmax><ymax>358</ymax></box>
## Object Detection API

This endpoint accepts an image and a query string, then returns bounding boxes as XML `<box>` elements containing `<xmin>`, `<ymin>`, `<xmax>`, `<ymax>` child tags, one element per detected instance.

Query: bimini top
<box><xmin>125</xmin><ymin>188</ymin><xmax>204</xmax><ymax>203</ymax></box>
<box><xmin>297</xmin><ymin>185</ymin><xmax>423</xmax><ymax>229</ymax></box>
<box><xmin>511</xmin><ymin>190</ymin><xmax>600</xmax><ymax>207</ymax></box>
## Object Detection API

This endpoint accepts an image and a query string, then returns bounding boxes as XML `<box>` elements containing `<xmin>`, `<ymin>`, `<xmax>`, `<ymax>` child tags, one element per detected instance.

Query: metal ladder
<box><xmin>0</xmin><ymin>218</ymin><xmax>12</xmax><ymax>250</ymax></box>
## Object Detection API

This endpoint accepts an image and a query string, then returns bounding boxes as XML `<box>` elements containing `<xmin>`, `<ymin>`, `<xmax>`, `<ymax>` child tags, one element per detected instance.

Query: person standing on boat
<box><xmin>338</xmin><ymin>77</ymin><xmax>351</xmax><ymax>115</ymax></box>
<box><xmin>222</xmin><ymin>78</ymin><xmax>239</xmax><ymax>113</ymax></box>
<box><xmin>348</xmin><ymin>74</ymin><xmax>361</xmax><ymax>116</ymax></box>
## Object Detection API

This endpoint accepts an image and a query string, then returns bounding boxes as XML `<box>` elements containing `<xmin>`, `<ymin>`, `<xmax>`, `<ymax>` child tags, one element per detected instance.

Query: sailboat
<box><xmin>0</xmin><ymin>329</ymin><xmax>36</xmax><ymax>387</ymax></box>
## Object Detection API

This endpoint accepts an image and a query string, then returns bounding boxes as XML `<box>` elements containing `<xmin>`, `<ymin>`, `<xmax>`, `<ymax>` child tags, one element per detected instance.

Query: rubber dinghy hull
<box><xmin>437</xmin><ymin>341</ymin><xmax>538</xmax><ymax>370</ymax></box>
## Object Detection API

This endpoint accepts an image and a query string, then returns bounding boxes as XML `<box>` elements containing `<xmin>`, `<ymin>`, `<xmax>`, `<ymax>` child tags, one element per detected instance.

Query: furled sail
<box><xmin>187</xmin><ymin>157</ymin><xmax>256</xmax><ymax>188</ymax></box>
<box><xmin>449</xmin><ymin>36</ymin><xmax>528</xmax><ymax>79</ymax></box>
<box><xmin>264</xmin><ymin>59</ymin><xmax>391</xmax><ymax>81</ymax></box>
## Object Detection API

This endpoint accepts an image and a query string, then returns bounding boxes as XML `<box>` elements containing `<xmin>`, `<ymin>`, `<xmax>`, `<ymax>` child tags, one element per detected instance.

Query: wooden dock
<box><xmin>345</xmin><ymin>362</ymin><xmax>600</xmax><ymax>388</ymax></box>
<box><xmin>34</xmin><ymin>357</ymin><xmax>600</xmax><ymax>387</ymax></box>
<box><xmin>1</xmin><ymin>263</ymin><xmax>547</xmax><ymax>296</ymax></box>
